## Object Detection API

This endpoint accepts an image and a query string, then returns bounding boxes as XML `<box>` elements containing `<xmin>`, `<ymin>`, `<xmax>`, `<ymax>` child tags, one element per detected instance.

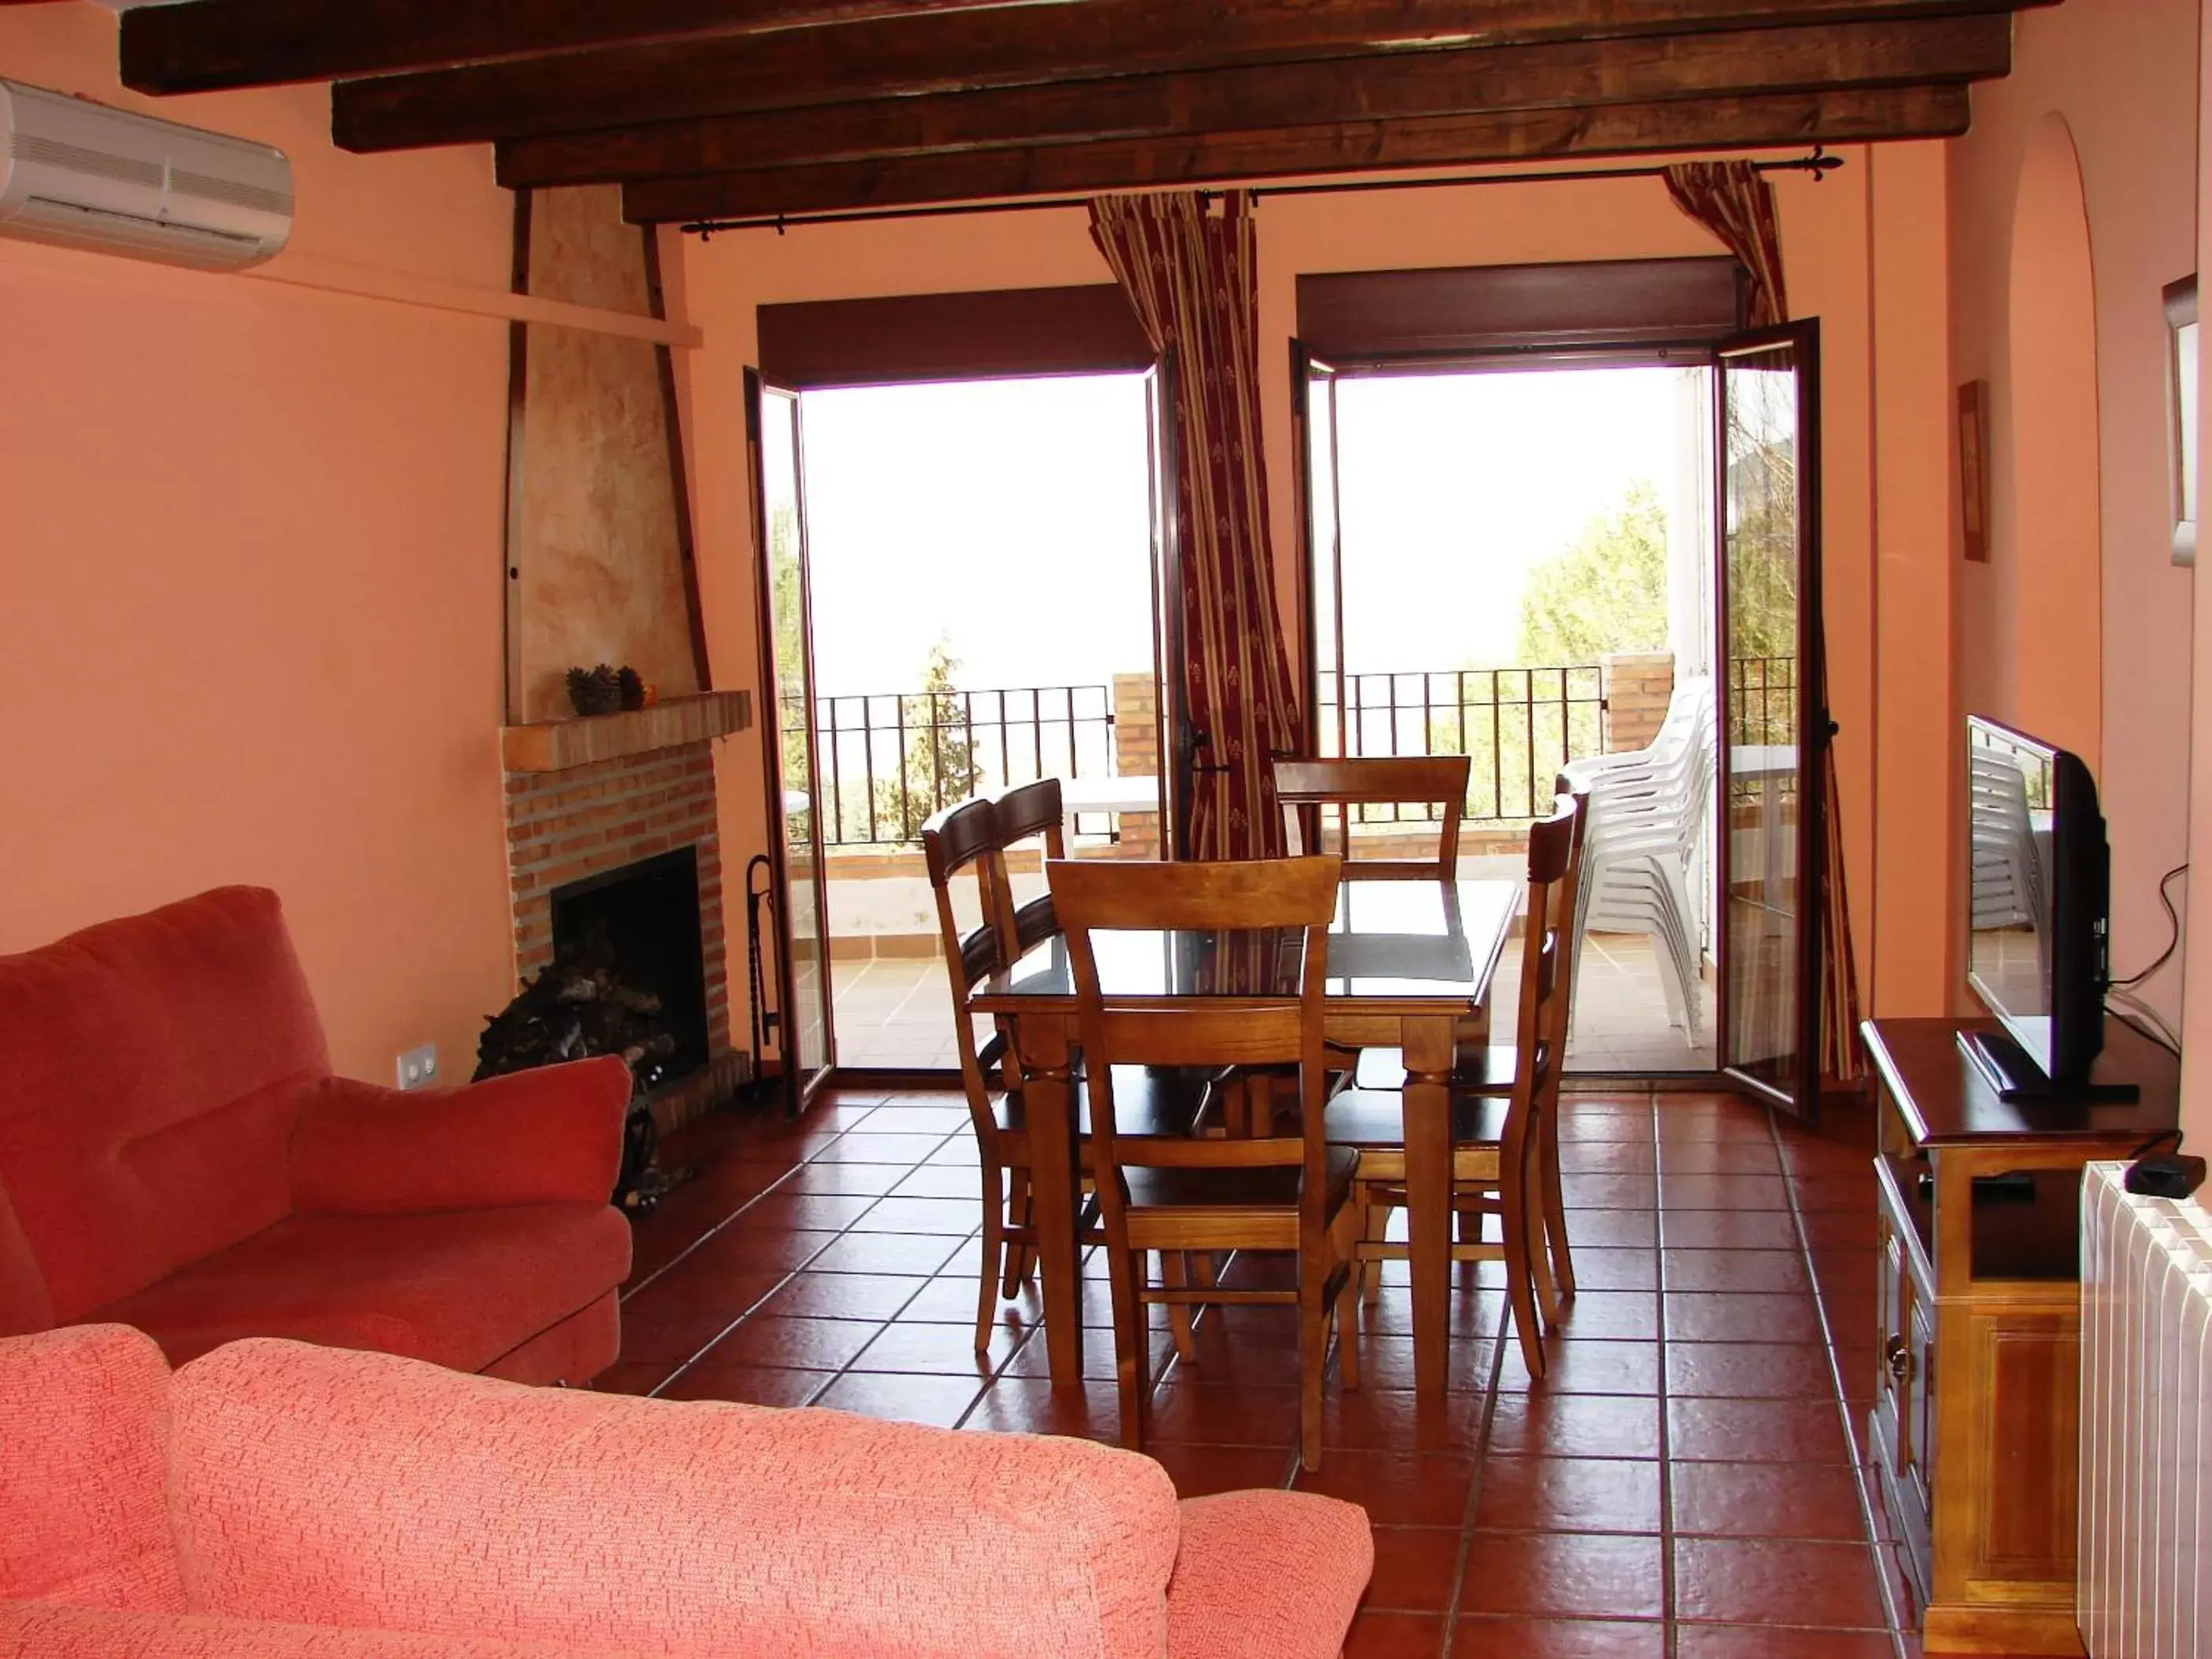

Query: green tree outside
<box><xmin>1515</xmin><ymin>480</ymin><xmax>1671</xmax><ymax>665</ymax></box>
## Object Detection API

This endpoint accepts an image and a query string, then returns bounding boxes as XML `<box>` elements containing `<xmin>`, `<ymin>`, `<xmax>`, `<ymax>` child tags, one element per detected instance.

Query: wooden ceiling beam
<box><xmin>619</xmin><ymin>82</ymin><xmax>1973</xmax><ymax>222</ymax></box>
<box><xmin>500</xmin><ymin>15</ymin><xmax>2008</xmax><ymax>188</ymax></box>
<box><xmin>330</xmin><ymin>0</ymin><xmax>2032</xmax><ymax>153</ymax></box>
<box><xmin>118</xmin><ymin>0</ymin><xmax>1026</xmax><ymax>96</ymax></box>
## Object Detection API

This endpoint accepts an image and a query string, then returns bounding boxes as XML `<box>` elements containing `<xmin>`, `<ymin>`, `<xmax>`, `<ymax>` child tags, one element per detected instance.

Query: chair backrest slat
<box><xmin>1272</xmin><ymin>756</ymin><xmax>1470</xmax><ymax>880</ymax></box>
<box><xmin>1048</xmin><ymin>856</ymin><xmax>1341</xmax><ymax>1191</ymax></box>
<box><xmin>1507</xmin><ymin>788</ymin><xmax>1591</xmax><ymax>1157</ymax></box>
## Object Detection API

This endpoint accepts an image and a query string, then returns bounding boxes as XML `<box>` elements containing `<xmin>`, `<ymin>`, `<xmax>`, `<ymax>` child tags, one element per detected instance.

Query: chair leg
<box><xmin>1499</xmin><ymin>1153</ymin><xmax>1547</xmax><ymax>1382</ymax></box>
<box><xmin>1332</xmin><ymin>1273</ymin><xmax>1361</xmax><ymax>1390</ymax></box>
<box><xmin>1540</xmin><ymin>1111</ymin><xmax>1576</xmax><ymax>1306</ymax></box>
<box><xmin>1361</xmin><ymin>1194</ymin><xmax>1390</xmax><ymax>1304</ymax></box>
<box><xmin>1160</xmin><ymin>1251</ymin><xmax>1198</xmax><ymax>1363</ymax></box>
<box><xmin>975</xmin><ymin>1166</ymin><xmax>1006</xmax><ymax>1357</ymax></box>
<box><xmin>1298</xmin><ymin>1265</ymin><xmax>1329</xmax><ymax>1474</ymax></box>
<box><xmin>1115</xmin><ymin>1247</ymin><xmax>1155</xmax><ymax>1454</ymax></box>
<box><xmin>1000</xmin><ymin>1170</ymin><xmax>1032</xmax><ymax>1297</ymax></box>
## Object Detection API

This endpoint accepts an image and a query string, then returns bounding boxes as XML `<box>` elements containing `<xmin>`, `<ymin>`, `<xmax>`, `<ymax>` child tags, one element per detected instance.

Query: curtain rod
<box><xmin>683</xmin><ymin>146</ymin><xmax>1841</xmax><ymax>239</ymax></box>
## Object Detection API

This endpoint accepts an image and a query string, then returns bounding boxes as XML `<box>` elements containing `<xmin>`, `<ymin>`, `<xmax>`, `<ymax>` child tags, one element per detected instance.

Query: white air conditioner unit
<box><xmin>0</xmin><ymin>78</ymin><xmax>291</xmax><ymax>271</ymax></box>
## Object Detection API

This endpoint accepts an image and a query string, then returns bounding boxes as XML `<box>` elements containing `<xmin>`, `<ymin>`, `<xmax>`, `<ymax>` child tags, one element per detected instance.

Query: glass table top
<box><xmin>970</xmin><ymin>877</ymin><xmax>1521</xmax><ymax>1010</ymax></box>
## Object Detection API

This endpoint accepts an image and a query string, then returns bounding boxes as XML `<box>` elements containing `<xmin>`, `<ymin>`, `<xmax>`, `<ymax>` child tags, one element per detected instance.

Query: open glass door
<box><xmin>1294</xmin><ymin>342</ymin><xmax>1344</xmax><ymax>760</ymax></box>
<box><xmin>745</xmin><ymin>368</ymin><xmax>835</xmax><ymax>1108</ymax></box>
<box><xmin>1715</xmin><ymin>322</ymin><xmax>1826</xmax><ymax>1118</ymax></box>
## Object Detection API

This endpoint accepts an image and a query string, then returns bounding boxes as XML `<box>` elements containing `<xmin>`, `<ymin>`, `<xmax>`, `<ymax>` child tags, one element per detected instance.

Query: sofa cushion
<box><xmin>0</xmin><ymin>1181</ymin><xmax>53</xmax><ymax>1339</ymax></box>
<box><xmin>90</xmin><ymin>1205</ymin><xmax>629</xmax><ymax>1372</ymax></box>
<box><xmin>0</xmin><ymin>1325</ymin><xmax>184</xmax><ymax>1613</ymax></box>
<box><xmin>0</xmin><ymin>1602</ymin><xmax>642</xmax><ymax>1657</ymax></box>
<box><xmin>170</xmin><ymin>1339</ymin><xmax>1184</xmax><ymax>1658</ymax></box>
<box><xmin>1165</xmin><ymin>1490</ymin><xmax>1373</xmax><ymax>1659</ymax></box>
<box><xmin>0</xmin><ymin>888</ymin><xmax>329</xmax><ymax>1321</ymax></box>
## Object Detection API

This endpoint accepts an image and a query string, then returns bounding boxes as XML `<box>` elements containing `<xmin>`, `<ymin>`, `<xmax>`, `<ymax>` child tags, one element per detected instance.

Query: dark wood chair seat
<box><xmin>1123</xmin><ymin>1145</ymin><xmax>1361</xmax><ymax>1225</ymax></box>
<box><xmin>1350</xmin><ymin>1045</ymin><xmax>1519</xmax><ymax>1092</ymax></box>
<box><xmin>991</xmin><ymin>1065</ymin><xmax>1216</xmax><ymax>1144</ymax></box>
<box><xmin>1324</xmin><ymin>1088</ymin><xmax>1508</xmax><ymax>1151</ymax></box>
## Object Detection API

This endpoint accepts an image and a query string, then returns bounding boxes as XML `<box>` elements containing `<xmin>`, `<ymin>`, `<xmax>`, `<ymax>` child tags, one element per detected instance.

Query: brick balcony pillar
<box><xmin>1111</xmin><ymin>672</ymin><xmax>1161</xmax><ymax>860</ymax></box>
<box><xmin>1601</xmin><ymin>651</ymin><xmax>1675</xmax><ymax>755</ymax></box>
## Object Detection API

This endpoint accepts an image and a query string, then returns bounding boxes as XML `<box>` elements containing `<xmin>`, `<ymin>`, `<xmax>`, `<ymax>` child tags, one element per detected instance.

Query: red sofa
<box><xmin>0</xmin><ymin>887</ymin><xmax>632</xmax><ymax>1384</ymax></box>
<box><xmin>0</xmin><ymin>1324</ymin><xmax>1372</xmax><ymax>1657</ymax></box>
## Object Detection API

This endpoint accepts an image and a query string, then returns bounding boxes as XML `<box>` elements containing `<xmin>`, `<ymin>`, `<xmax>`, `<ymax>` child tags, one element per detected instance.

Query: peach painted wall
<box><xmin>0</xmin><ymin>4</ymin><xmax>518</xmax><ymax>1082</ymax></box>
<box><xmin>1947</xmin><ymin>0</ymin><xmax>2199</xmax><ymax>1030</ymax></box>
<box><xmin>515</xmin><ymin>185</ymin><xmax>701</xmax><ymax>721</ymax></box>
<box><xmin>675</xmin><ymin>156</ymin><xmax>1955</xmax><ymax>1035</ymax></box>
<box><xmin>2183</xmin><ymin>0</ymin><xmax>2212</xmax><ymax>1148</ymax></box>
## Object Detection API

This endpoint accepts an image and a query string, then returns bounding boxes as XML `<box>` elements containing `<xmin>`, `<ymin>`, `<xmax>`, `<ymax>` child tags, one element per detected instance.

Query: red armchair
<box><xmin>0</xmin><ymin>887</ymin><xmax>631</xmax><ymax>1383</ymax></box>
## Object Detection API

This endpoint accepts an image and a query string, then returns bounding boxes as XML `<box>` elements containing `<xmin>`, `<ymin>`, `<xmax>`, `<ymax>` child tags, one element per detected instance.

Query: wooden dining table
<box><xmin>969</xmin><ymin>874</ymin><xmax>1522</xmax><ymax>1397</ymax></box>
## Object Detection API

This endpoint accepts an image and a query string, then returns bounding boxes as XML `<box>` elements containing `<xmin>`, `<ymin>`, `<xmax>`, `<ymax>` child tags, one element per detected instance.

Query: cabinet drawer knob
<box><xmin>1884</xmin><ymin>1335</ymin><xmax>1911</xmax><ymax>1383</ymax></box>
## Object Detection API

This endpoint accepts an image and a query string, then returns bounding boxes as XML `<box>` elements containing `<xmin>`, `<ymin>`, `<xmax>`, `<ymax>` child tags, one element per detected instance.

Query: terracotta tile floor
<box><xmin>608</xmin><ymin>1086</ymin><xmax>1921</xmax><ymax>1658</ymax></box>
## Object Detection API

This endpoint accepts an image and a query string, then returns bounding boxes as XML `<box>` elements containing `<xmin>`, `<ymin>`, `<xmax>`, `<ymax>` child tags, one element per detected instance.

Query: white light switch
<box><xmin>396</xmin><ymin>1044</ymin><xmax>438</xmax><ymax>1091</ymax></box>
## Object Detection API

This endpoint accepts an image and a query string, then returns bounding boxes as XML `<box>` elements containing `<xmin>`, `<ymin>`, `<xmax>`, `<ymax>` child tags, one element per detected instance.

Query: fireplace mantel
<box><xmin>501</xmin><ymin>690</ymin><xmax>752</xmax><ymax>774</ymax></box>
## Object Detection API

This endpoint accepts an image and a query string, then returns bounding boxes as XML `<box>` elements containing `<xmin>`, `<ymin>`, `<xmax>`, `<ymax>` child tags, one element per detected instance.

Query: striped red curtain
<box><xmin>1666</xmin><ymin>159</ymin><xmax>1863</xmax><ymax>1085</ymax></box>
<box><xmin>1664</xmin><ymin>161</ymin><xmax>1789</xmax><ymax>328</ymax></box>
<box><xmin>1090</xmin><ymin>190</ymin><xmax>1301</xmax><ymax>860</ymax></box>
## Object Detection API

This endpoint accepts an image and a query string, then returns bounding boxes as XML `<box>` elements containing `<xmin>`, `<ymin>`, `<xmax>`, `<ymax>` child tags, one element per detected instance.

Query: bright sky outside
<box><xmin>796</xmin><ymin>364</ymin><xmax>1690</xmax><ymax>698</ymax></box>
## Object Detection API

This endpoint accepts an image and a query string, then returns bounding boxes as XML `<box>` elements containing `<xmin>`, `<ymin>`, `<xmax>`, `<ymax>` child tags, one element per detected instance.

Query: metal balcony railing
<box><xmin>788</xmin><ymin>683</ymin><xmax>1116</xmax><ymax>848</ymax></box>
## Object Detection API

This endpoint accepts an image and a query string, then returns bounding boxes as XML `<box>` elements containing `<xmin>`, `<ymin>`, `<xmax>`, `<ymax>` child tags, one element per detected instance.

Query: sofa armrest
<box><xmin>172</xmin><ymin>1340</ymin><xmax>1182</xmax><ymax>1658</ymax></box>
<box><xmin>1166</xmin><ymin>1490</ymin><xmax>1372</xmax><ymax>1659</ymax></box>
<box><xmin>290</xmin><ymin>1059</ymin><xmax>630</xmax><ymax>1215</ymax></box>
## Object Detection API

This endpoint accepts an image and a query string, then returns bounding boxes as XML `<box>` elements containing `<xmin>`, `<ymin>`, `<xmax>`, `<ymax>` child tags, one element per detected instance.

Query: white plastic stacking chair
<box><xmin>1558</xmin><ymin>677</ymin><xmax>1715</xmax><ymax>1049</ymax></box>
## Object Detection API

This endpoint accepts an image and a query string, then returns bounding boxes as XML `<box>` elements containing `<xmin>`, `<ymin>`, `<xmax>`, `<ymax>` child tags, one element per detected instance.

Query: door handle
<box><xmin>1884</xmin><ymin>1335</ymin><xmax>1911</xmax><ymax>1385</ymax></box>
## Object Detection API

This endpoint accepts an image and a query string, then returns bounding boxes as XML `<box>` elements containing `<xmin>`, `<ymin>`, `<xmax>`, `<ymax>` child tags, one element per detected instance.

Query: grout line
<box><xmin>1650</xmin><ymin>1088</ymin><xmax>1680</xmax><ymax>1659</ymax></box>
<box><xmin>1763</xmin><ymin>1104</ymin><xmax>1913</xmax><ymax>1659</ymax></box>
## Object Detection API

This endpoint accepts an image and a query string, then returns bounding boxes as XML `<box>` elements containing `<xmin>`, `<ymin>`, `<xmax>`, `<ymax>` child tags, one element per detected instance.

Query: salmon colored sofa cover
<box><xmin>0</xmin><ymin>888</ymin><xmax>632</xmax><ymax>1384</ymax></box>
<box><xmin>0</xmin><ymin>1326</ymin><xmax>1374</xmax><ymax>1658</ymax></box>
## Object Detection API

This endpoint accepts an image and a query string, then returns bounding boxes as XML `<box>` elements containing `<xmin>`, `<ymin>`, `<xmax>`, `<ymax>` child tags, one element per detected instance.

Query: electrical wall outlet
<box><xmin>396</xmin><ymin>1044</ymin><xmax>438</xmax><ymax>1091</ymax></box>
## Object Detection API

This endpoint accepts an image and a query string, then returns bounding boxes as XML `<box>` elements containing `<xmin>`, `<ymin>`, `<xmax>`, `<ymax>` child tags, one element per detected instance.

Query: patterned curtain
<box><xmin>1090</xmin><ymin>190</ymin><xmax>1301</xmax><ymax>860</ymax></box>
<box><xmin>1664</xmin><ymin>161</ymin><xmax>1789</xmax><ymax>328</ymax></box>
<box><xmin>1665</xmin><ymin>159</ymin><xmax>1864</xmax><ymax>1085</ymax></box>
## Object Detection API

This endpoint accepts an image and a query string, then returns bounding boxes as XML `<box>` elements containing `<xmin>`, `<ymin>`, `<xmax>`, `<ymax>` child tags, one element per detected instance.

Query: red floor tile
<box><xmin>699</xmin><ymin>1314</ymin><xmax>885</xmax><ymax>1372</ymax></box>
<box><xmin>1672</xmin><ymin>1537</ymin><xmax>1890</xmax><ymax>1629</ymax></box>
<box><xmin>1666</xmin><ymin>1397</ymin><xmax>1854</xmax><ymax>1463</ymax></box>
<box><xmin>1545</xmin><ymin>1290</ymin><xmax>1660</xmax><ymax>1341</ymax></box>
<box><xmin>1321</xmin><ymin>1388</ymin><xmax>1489</xmax><ymax>1456</ymax></box>
<box><xmin>810</xmin><ymin>1370</ymin><xmax>985</xmax><ymax>1429</ymax></box>
<box><xmin>1451</xmin><ymin>1615</ymin><xmax>1667</xmax><ymax>1657</ymax></box>
<box><xmin>805</xmin><ymin>1131</ymin><xmax>947</xmax><ymax>1164</ymax></box>
<box><xmin>1452</xmin><ymin>1531</ymin><xmax>1666</xmax><ymax>1621</ymax></box>
<box><xmin>1495</xmin><ymin>1338</ymin><xmax>1661</xmax><ymax>1397</ymax></box>
<box><xmin>850</xmin><ymin>1195</ymin><xmax>983</xmax><ymax>1234</ymax></box>
<box><xmin>1364</xmin><ymin>1527</ymin><xmax>1466</xmax><ymax>1613</ymax></box>
<box><xmin>1659</xmin><ymin>1209</ymin><xmax>1801</xmax><ymax>1250</ymax></box>
<box><xmin>721</xmin><ymin>1190</ymin><xmax>879</xmax><ymax>1233</ymax></box>
<box><xmin>961</xmin><ymin>1377</ymin><xmax>1121</xmax><ymax>1441</ymax></box>
<box><xmin>1344</xmin><ymin>1611</ymin><xmax>1448</xmax><ymax>1657</ymax></box>
<box><xmin>1470</xmin><ymin>1455</ymin><xmax>1663</xmax><ymax>1535</ymax></box>
<box><xmin>1146</xmin><ymin>1380</ymin><xmax>1303</xmax><ymax>1448</ymax></box>
<box><xmin>1558</xmin><ymin>1248</ymin><xmax>1659</xmax><ymax>1291</ymax></box>
<box><xmin>1556</xmin><ymin>1142</ymin><xmax>1658</xmax><ymax>1173</ymax></box>
<box><xmin>1558</xmin><ymin>1174</ymin><xmax>1659</xmax><ymax>1210</ymax></box>
<box><xmin>1143</xmin><ymin>1441</ymin><xmax>1295</xmax><ymax>1499</ymax></box>
<box><xmin>752</xmin><ymin>1269</ymin><xmax>929</xmax><ymax>1322</ymax></box>
<box><xmin>1670</xmin><ymin>1459</ymin><xmax>1873</xmax><ymax>1540</ymax></box>
<box><xmin>1658</xmin><ymin>1173</ymin><xmax>1793</xmax><ymax>1210</ymax></box>
<box><xmin>846</xmin><ymin>1318</ymin><xmax>1024</xmax><ymax>1375</ymax></box>
<box><xmin>1487</xmin><ymin>1393</ymin><xmax>1663</xmax><ymax>1459</ymax></box>
<box><xmin>1664</xmin><ymin>1291</ymin><xmax>1828</xmax><ymax>1345</ymax></box>
<box><xmin>1665</xmin><ymin>1342</ymin><xmax>1840</xmax><ymax>1400</ymax></box>
<box><xmin>805</xmin><ymin>1229</ymin><xmax>969</xmax><ymax>1276</ymax></box>
<box><xmin>1662</xmin><ymin>1247</ymin><xmax>1812</xmax><ymax>1294</ymax></box>
<box><xmin>657</xmin><ymin>1362</ymin><xmax>832</xmax><ymax>1407</ymax></box>
<box><xmin>1657</xmin><ymin>1139</ymin><xmax>1784</xmax><ymax>1174</ymax></box>
<box><xmin>1674</xmin><ymin>1628</ymin><xmax>1896</xmax><ymax>1659</ymax></box>
<box><xmin>1297</xmin><ymin>1450</ymin><xmax>1478</xmax><ymax>1526</ymax></box>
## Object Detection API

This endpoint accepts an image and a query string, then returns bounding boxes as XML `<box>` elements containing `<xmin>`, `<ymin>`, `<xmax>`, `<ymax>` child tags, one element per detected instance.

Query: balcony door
<box><xmin>1714</xmin><ymin>322</ymin><xmax>1826</xmax><ymax>1119</ymax></box>
<box><xmin>745</xmin><ymin>368</ymin><xmax>837</xmax><ymax>1108</ymax></box>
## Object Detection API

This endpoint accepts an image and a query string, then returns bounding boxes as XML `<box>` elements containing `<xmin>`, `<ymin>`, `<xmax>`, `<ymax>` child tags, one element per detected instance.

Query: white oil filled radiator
<box><xmin>2080</xmin><ymin>1160</ymin><xmax>2212</xmax><ymax>1657</ymax></box>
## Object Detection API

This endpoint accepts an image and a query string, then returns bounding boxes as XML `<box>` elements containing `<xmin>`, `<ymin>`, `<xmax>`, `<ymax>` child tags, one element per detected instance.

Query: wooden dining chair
<box><xmin>1046</xmin><ymin>853</ymin><xmax>1362</xmax><ymax>1471</ymax></box>
<box><xmin>1321</xmin><ymin>789</ymin><xmax>1588</xmax><ymax>1379</ymax></box>
<box><xmin>922</xmin><ymin>793</ymin><xmax>1214</xmax><ymax>1357</ymax></box>
<box><xmin>987</xmin><ymin>777</ymin><xmax>1065</xmax><ymax>967</ymax></box>
<box><xmin>1273</xmin><ymin>755</ymin><xmax>1473</xmax><ymax>880</ymax></box>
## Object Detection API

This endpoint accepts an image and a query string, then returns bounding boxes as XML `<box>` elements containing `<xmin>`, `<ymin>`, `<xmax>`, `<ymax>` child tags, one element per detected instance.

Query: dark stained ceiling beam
<box><xmin>500</xmin><ymin>15</ymin><xmax>2009</xmax><ymax>187</ymax></box>
<box><xmin>119</xmin><ymin>0</ymin><xmax>1034</xmax><ymax>96</ymax></box>
<box><xmin>329</xmin><ymin>0</ymin><xmax>2034</xmax><ymax>153</ymax></box>
<box><xmin>619</xmin><ymin>82</ymin><xmax>1973</xmax><ymax>222</ymax></box>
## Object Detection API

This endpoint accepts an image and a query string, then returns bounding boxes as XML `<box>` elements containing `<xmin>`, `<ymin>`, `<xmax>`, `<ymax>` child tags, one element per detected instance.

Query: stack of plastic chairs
<box><xmin>1967</xmin><ymin>743</ymin><xmax>2045</xmax><ymax>982</ymax></box>
<box><xmin>1557</xmin><ymin>677</ymin><xmax>1716</xmax><ymax>1049</ymax></box>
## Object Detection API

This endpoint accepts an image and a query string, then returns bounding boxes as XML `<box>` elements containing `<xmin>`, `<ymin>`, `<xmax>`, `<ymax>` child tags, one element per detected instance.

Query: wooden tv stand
<box><xmin>1862</xmin><ymin>1016</ymin><xmax>2179</xmax><ymax>1657</ymax></box>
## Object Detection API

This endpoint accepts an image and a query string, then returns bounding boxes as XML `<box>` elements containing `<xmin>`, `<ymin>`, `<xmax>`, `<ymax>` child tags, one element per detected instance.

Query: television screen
<box><xmin>1966</xmin><ymin>719</ymin><xmax>2056</xmax><ymax>1072</ymax></box>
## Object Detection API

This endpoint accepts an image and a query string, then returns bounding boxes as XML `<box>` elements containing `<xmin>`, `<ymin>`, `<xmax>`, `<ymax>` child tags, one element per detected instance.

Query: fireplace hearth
<box><xmin>477</xmin><ymin>847</ymin><xmax>711</xmax><ymax>1210</ymax></box>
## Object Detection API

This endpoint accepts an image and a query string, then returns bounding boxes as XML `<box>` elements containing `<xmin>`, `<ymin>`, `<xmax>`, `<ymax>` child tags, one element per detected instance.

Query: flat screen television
<box><xmin>1963</xmin><ymin>715</ymin><xmax>2126</xmax><ymax>1098</ymax></box>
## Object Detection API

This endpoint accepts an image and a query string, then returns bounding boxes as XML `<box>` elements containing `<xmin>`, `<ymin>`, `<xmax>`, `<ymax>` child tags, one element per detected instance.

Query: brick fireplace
<box><xmin>497</xmin><ymin>691</ymin><xmax>753</xmax><ymax>1131</ymax></box>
